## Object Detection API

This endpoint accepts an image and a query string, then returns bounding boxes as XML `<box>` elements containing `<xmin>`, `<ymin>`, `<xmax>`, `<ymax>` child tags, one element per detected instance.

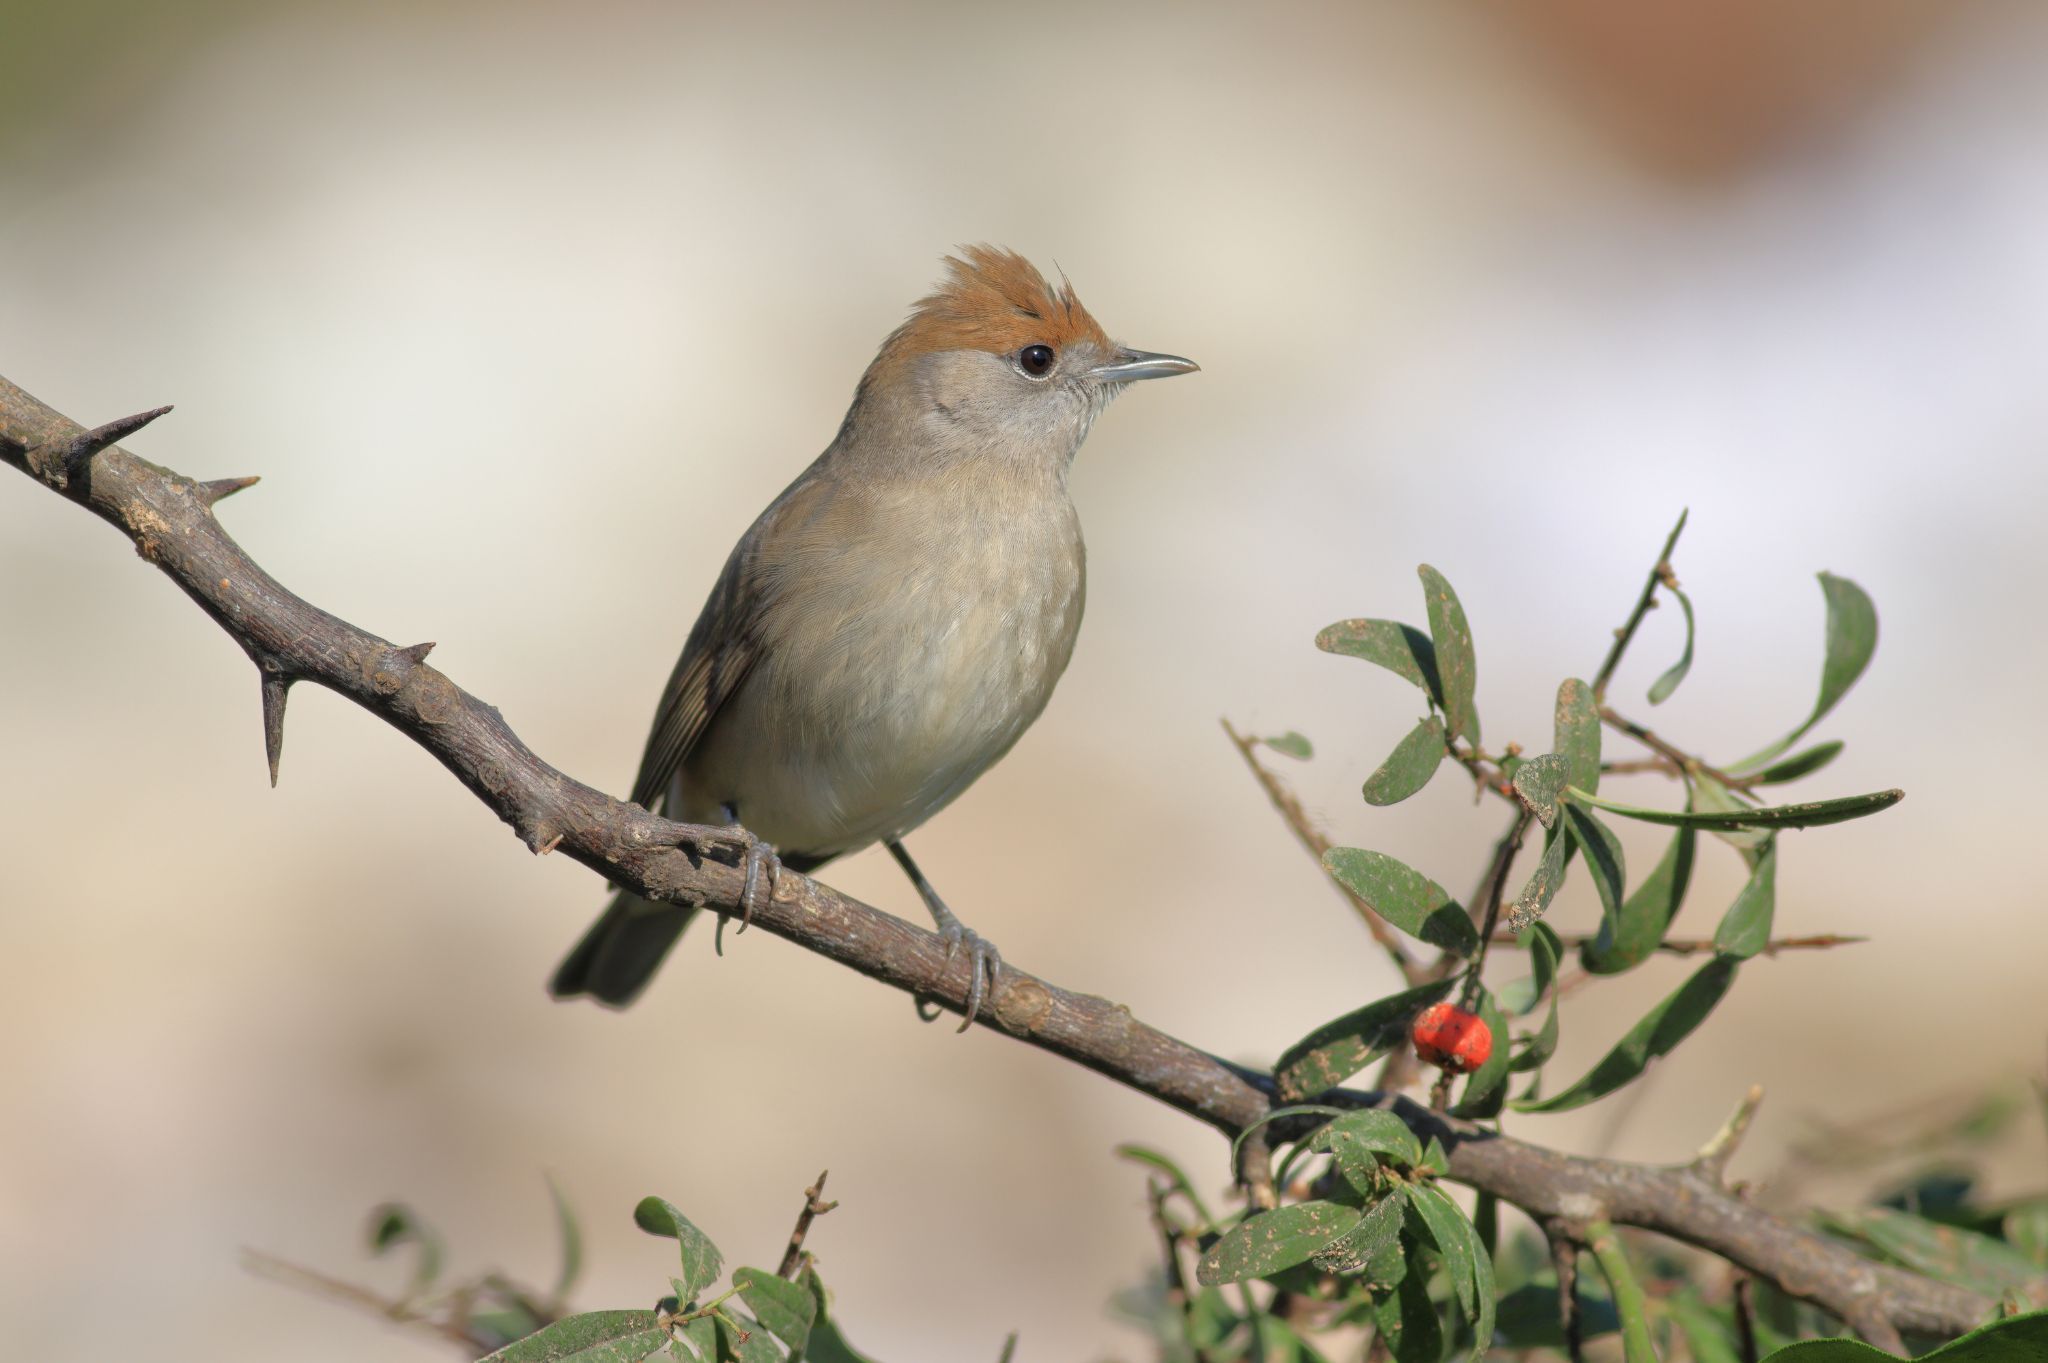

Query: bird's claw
<box><xmin>933</xmin><ymin>921</ymin><xmax>1002</xmax><ymax>1034</ymax></box>
<box><xmin>692</xmin><ymin>823</ymin><xmax>779</xmax><ymax>933</ymax></box>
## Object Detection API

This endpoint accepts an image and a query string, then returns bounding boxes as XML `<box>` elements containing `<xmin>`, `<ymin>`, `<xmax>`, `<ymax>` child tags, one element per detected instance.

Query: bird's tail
<box><xmin>549</xmin><ymin>890</ymin><xmax>697</xmax><ymax>1007</ymax></box>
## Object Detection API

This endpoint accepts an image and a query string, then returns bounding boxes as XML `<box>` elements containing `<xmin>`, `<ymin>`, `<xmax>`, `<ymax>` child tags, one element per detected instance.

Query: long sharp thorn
<box><xmin>196</xmin><ymin>475</ymin><xmax>260</xmax><ymax>506</ymax></box>
<box><xmin>261</xmin><ymin>671</ymin><xmax>292</xmax><ymax>787</ymax></box>
<box><xmin>393</xmin><ymin>641</ymin><xmax>435</xmax><ymax>666</ymax></box>
<box><xmin>58</xmin><ymin>405</ymin><xmax>173</xmax><ymax>482</ymax></box>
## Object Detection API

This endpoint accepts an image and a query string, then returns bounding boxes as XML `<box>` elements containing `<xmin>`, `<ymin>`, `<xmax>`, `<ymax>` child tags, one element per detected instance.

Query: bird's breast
<box><xmin>690</xmin><ymin>481</ymin><xmax>1086</xmax><ymax>856</ymax></box>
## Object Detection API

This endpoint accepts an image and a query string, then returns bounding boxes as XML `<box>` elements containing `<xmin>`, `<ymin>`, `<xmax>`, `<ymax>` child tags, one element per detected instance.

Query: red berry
<box><xmin>1411</xmin><ymin>1002</ymin><xmax>1492</xmax><ymax>1074</ymax></box>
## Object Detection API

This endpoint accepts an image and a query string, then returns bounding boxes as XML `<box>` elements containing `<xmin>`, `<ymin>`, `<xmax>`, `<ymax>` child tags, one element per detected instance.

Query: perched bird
<box><xmin>551</xmin><ymin>247</ymin><xmax>1196</xmax><ymax>1027</ymax></box>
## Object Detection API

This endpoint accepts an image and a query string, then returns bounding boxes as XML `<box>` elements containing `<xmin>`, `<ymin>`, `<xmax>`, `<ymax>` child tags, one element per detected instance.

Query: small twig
<box><xmin>1734</xmin><ymin>1266</ymin><xmax>1761</xmax><ymax>1363</ymax></box>
<box><xmin>1223</xmin><ymin>720</ymin><xmax>1423</xmax><ymax>985</ymax></box>
<box><xmin>241</xmin><ymin>1249</ymin><xmax>507</xmax><ymax>1354</ymax></box>
<box><xmin>1601</xmin><ymin>704</ymin><xmax>1754</xmax><ymax>791</ymax></box>
<box><xmin>1487</xmin><ymin>931</ymin><xmax>1866</xmax><ymax>958</ymax></box>
<box><xmin>1593</xmin><ymin>509</ymin><xmax>1688</xmax><ymax>703</ymax></box>
<box><xmin>1145</xmin><ymin>1179</ymin><xmax>1211</xmax><ymax>1361</ymax></box>
<box><xmin>1457</xmin><ymin>810</ymin><xmax>1533</xmax><ymax>1014</ymax></box>
<box><xmin>1429</xmin><ymin>810</ymin><xmax>1531</xmax><ymax>1112</ymax></box>
<box><xmin>1548</xmin><ymin>1226</ymin><xmax>1586</xmax><ymax>1363</ymax></box>
<box><xmin>1695</xmin><ymin>1085</ymin><xmax>1767</xmax><ymax>1186</ymax></box>
<box><xmin>775</xmin><ymin>1170</ymin><xmax>838</xmax><ymax>1280</ymax></box>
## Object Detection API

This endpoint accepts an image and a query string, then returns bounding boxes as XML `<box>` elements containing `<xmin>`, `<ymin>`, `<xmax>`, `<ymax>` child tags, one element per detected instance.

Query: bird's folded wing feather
<box><xmin>627</xmin><ymin>473</ymin><xmax>833</xmax><ymax>812</ymax></box>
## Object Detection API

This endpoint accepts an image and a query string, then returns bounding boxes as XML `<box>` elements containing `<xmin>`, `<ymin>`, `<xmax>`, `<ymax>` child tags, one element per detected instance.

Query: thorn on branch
<box><xmin>50</xmin><ymin>405</ymin><xmax>172</xmax><ymax>489</ymax></box>
<box><xmin>1695</xmin><ymin>1084</ymin><xmax>1766</xmax><ymax>1186</ymax></box>
<box><xmin>261</xmin><ymin>669</ymin><xmax>293</xmax><ymax>787</ymax></box>
<box><xmin>195</xmin><ymin>474</ymin><xmax>260</xmax><ymax>506</ymax></box>
<box><xmin>392</xmin><ymin>641</ymin><xmax>436</xmax><ymax>667</ymax></box>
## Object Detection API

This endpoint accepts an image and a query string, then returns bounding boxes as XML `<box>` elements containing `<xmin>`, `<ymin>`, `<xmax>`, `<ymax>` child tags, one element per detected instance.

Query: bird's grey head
<box><xmin>853</xmin><ymin>246</ymin><xmax>1197</xmax><ymax>473</ymax></box>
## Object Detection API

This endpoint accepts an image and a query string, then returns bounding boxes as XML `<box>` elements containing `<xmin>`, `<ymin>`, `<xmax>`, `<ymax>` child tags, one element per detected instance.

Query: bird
<box><xmin>550</xmin><ymin>246</ymin><xmax>1197</xmax><ymax>1029</ymax></box>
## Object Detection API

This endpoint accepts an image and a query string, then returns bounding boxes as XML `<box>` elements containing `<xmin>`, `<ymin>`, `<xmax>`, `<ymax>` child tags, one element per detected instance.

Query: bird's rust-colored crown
<box><xmin>871</xmin><ymin>246</ymin><xmax>1113</xmax><ymax>380</ymax></box>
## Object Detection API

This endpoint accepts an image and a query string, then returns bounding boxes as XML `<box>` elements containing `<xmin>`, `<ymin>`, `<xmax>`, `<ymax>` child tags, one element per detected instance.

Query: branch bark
<box><xmin>0</xmin><ymin>377</ymin><xmax>1995</xmax><ymax>1345</ymax></box>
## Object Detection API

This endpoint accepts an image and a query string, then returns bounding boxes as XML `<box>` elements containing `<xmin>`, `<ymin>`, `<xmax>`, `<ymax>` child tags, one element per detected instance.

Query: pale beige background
<box><xmin>4</xmin><ymin>3</ymin><xmax>2046</xmax><ymax>1360</ymax></box>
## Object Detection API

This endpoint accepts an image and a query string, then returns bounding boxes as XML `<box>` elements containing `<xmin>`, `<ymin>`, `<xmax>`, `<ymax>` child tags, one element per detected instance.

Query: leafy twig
<box><xmin>1592</xmin><ymin>510</ymin><xmax>1689</xmax><ymax>703</ymax></box>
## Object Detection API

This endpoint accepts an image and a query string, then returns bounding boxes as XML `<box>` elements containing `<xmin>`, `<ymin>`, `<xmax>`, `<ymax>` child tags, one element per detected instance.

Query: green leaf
<box><xmin>1511</xmin><ymin>753</ymin><xmax>1570</xmax><ymax>829</ymax></box>
<box><xmin>1312</xmin><ymin>1191</ymin><xmax>1406</xmax><ymax>1275</ymax></box>
<box><xmin>1514</xmin><ymin>956</ymin><xmax>1741</xmax><ymax>1113</ymax></box>
<box><xmin>1823</xmin><ymin>1208</ymin><xmax>2048</xmax><ymax>1297</ymax></box>
<box><xmin>715</xmin><ymin>1314</ymin><xmax>779</xmax><ymax>1363</ymax></box>
<box><xmin>1756</xmin><ymin>1309</ymin><xmax>2048</xmax><ymax>1362</ymax></box>
<box><xmin>1646</xmin><ymin>587</ymin><xmax>1696</xmax><ymax>706</ymax></box>
<box><xmin>1376</xmin><ymin>1260</ymin><xmax>1446</xmax><ymax>1363</ymax></box>
<box><xmin>1507</xmin><ymin>830</ymin><xmax>1569</xmax><ymax>931</ymax></box>
<box><xmin>1582</xmin><ymin>827</ymin><xmax>1696</xmax><ymax>976</ymax></box>
<box><xmin>1453</xmin><ymin>988</ymin><xmax>1511</xmax><ymax>1119</ymax></box>
<box><xmin>547</xmin><ymin>1176</ymin><xmax>583</xmax><ymax>1305</ymax></box>
<box><xmin>1195</xmin><ymin>1201</ymin><xmax>1364</xmax><ymax>1286</ymax></box>
<box><xmin>1753</xmin><ymin>740</ymin><xmax>1845</xmax><ymax>785</ymax></box>
<box><xmin>1264</xmin><ymin>731</ymin><xmax>1313</xmax><ymax>760</ymax></box>
<box><xmin>1364</xmin><ymin>716</ymin><xmax>1448</xmax><ymax>806</ymax></box>
<box><xmin>366</xmin><ymin>1202</ymin><xmax>443</xmax><ymax>1296</ymax></box>
<box><xmin>1419</xmin><ymin>1136</ymin><xmax>1451</xmax><ymax>1177</ymax></box>
<box><xmin>1712</xmin><ymin>837</ymin><xmax>1778</xmax><ymax>959</ymax></box>
<box><xmin>674</xmin><ymin>1315</ymin><xmax>716</xmax><ymax>1363</ymax></box>
<box><xmin>1566</xmin><ymin>785</ymin><xmax>1903</xmax><ymax>831</ymax></box>
<box><xmin>1406</xmin><ymin>1183</ymin><xmax>1498</xmax><ymax>1360</ymax></box>
<box><xmin>1276</xmin><ymin>979</ymin><xmax>1458</xmax><ymax>1100</ymax></box>
<box><xmin>1562</xmin><ymin>804</ymin><xmax>1627</xmax><ymax>929</ymax></box>
<box><xmin>1736</xmin><ymin>572</ymin><xmax>1879</xmax><ymax>771</ymax></box>
<box><xmin>1418</xmin><ymin>564</ymin><xmax>1479</xmax><ymax>743</ymax></box>
<box><xmin>1691</xmin><ymin>772</ymin><xmax>1769</xmax><ymax>855</ymax></box>
<box><xmin>634</xmin><ymin>1197</ymin><xmax>723</xmax><ymax>1304</ymax></box>
<box><xmin>476</xmin><ymin>1311</ymin><xmax>668</xmax><ymax>1363</ymax></box>
<box><xmin>799</xmin><ymin>1269</ymin><xmax>884</xmax><ymax>1363</ymax></box>
<box><xmin>1498</xmin><ymin>920</ymin><xmax>1561</xmax><ymax>1015</ymax></box>
<box><xmin>1308</xmin><ymin>1108</ymin><xmax>1425</xmax><ymax>1182</ymax></box>
<box><xmin>1508</xmin><ymin>924</ymin><xmax>1562</xmax><ymax>1074</ymax></box>
<box><xmin>1323</xmin><ymin>849</ymin><xmax>1479</xmax><ymax>957</ymax></box>
<box><xmin>1555</xmin><ymin>678</ymin><xmax>1602</xmax><ymax>796</ymax></box>
<box><xmin>1316</xmin><ymin>618</ymin><xmax>1443</xmax><ymax>703</ymax></box>
<box><xmin>733</xmin><ymin>1268</ymin><xmax>814</xmax><ymax>1352</ymax></box>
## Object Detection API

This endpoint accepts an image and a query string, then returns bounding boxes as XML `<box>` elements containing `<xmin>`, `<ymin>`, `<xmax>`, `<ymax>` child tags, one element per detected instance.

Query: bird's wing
<box><xmin>627</xmin><ymin>472</ymin><xmax>833</xmax><ymax>813</ymax></box>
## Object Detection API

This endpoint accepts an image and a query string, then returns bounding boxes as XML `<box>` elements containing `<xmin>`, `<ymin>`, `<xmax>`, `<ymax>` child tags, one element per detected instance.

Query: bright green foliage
<box><xmin>1568</xmin><ymin>784</ymin><xmax>1903</xmax><ymax>830</ymax></box>
<box><xmin>1736</xmin><ymin>572</ymin><xmax>1880</xmax><ymax>771</ymax></box>
<box><xmin>1711</xmin><ymin>836</ymin><xmax>1778</xmax><ymax>959</ymax></box>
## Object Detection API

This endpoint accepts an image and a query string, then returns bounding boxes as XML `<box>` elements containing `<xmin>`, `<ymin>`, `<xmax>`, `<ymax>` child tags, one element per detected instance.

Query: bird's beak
<box><xmin>1088</xmin><ymin>348</ymin><xmax>1200</xmax><ymax>384</ymax></box>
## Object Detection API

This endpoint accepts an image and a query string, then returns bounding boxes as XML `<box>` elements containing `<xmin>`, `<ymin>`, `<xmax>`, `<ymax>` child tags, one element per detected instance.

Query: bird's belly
<box><xmin>682</xmin><ymin>548</ymin><xmax>1083</xmax><ymax>859</ymax></box>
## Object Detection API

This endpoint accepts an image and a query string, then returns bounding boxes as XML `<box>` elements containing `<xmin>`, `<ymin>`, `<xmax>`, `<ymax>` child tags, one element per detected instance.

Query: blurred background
<box><xmin>5</xmin><ymin>2</ymin><xmax>2047</xmax><ymax>1358</ymax></box>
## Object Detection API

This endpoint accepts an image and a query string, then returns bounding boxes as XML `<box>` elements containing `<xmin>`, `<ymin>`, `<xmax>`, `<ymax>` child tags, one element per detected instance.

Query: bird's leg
<box><xmin>716</xmin><ymin>802</ymin><xmax>780</xmax><ymax>932</ymax></box>
<box><xmin>886</xmin><ymin>838</ymin><xmax>1001</xmax><ymax>1033</ymax></box>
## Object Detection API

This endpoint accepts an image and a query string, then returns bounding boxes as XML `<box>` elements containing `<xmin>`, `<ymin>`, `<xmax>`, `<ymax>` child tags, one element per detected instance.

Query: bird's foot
<box><xmin>688</xmin><ymin>822</ymin><xmax>780</xmax><ymax>932</ymax></box>
<box><xmin>930</xmin><ymin>918</ymin><xmax>1003</xmax><ymax>1034</ymax></box>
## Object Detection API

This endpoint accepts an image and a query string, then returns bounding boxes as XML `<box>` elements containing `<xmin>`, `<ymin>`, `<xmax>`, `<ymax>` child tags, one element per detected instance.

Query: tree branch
<box><xmin>0</xmin><ymin>378</ymin><xmax>1995</xmax><ymax>1345</ymax></box>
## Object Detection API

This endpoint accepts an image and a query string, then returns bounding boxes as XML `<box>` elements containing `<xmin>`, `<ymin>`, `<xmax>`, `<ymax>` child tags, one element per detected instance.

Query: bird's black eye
<box><xmin>1018</xmin><ymin>344</ymin><xmax>1056</xmax><ymax>378</ymax></box>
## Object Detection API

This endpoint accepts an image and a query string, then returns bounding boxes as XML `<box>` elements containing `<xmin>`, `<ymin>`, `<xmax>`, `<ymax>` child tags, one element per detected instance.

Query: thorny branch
<box><xmin>0</xmin><ymin>379</ymin><xmax>2000</xmax><ymax>1345</ymax></box>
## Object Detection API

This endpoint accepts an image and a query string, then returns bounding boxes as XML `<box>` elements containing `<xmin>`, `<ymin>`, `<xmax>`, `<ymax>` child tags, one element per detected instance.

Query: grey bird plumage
<box><xmin>552</xmin><ymin>248</ymin><xmax>1195</xmax><ymax>1018</ymax></box>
